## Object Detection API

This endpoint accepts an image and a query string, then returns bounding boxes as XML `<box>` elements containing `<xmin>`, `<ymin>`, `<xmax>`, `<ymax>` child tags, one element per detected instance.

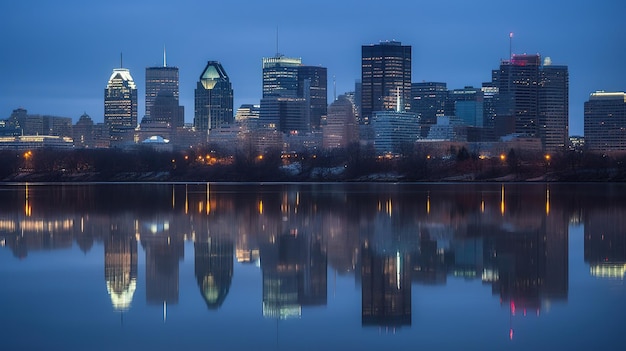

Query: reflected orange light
<box><xmin>258</xmin><ymin>200</ymin><xmax>263</xmax><ymax>215</ymax></box>
<box><xmin>500</xmin><ymin>185</ymin><xmax>505</xmax><ymax>216</ymax></box>
<box><xmin>545</xmin><ymin>188</ymin><xmax>550</xmax><ymax>215</ymax></box>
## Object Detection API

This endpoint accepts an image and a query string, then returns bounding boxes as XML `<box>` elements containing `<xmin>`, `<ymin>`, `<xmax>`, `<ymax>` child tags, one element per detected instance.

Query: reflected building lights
<box><xmin>500</xmin><ymin>185</ymin><xmax>505</xmax><ymax>215</ymax></box>
<box><xmin>590</xmin><ymin>264</ymin><xmax>626</xmax><ymax>279</ymax></box>
<box><xmin>546</xmin><ymin>187</ymin><xmax>550</xmax><ymax>215</ymax></box>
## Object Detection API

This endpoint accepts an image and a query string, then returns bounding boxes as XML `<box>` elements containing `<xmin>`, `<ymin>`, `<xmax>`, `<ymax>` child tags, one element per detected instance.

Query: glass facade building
<box><xmin>491</xmin><ymin>54</ymin><xmax>568</xmax><ymax>151</ymax></box>
<box><xmin>540</xmin><ymin>64</ymin><xmax>569</xmax><ymax>152</ymax></box>
<box><xmin>145</xmin><ymin>66</ymin><xmax>184</xmax><ymax>128</ymax></box>
<box><xmin>584</xmin><ymin>91</ymin><xmax>626</xmax><ymax>152</ymax></box>
<box><xmin>361</xmin><ymin>41</ymin><xmax>412</xmax><ymax>122</ymax></box>
<box><xmin>262</xmin><ymin>56</ymin><xmax>302</xmax><ymax>98</ymax></box>
<box><xmin>297</xmin><ymin>65</ymin><xmax>327</xmax><ymax>129</ymax></box>
<box><xmin>194</xmin><ymin>61</ymin><xmax>234</xmax><ymax>131</ymax></box>
<box><xmin>371</xmin><ymin>110</ymin><xmax>419</xmax><ymax>155</ymax></box>
<box><xmin>410</xmin><ymin>82</ymin><xmax>447</xmax><ymax>125</ymax></box>
<box><xmin>104</xmin><ymin>67</ymin><xmax>138</xmax><ymax>144</ymax></box>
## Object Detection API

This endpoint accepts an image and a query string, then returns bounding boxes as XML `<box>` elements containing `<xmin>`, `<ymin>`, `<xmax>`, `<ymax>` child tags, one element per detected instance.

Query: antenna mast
<box><xmin>333</xmin><ymin>75</ymin><xmax>337</xmax><ymax>101</ymax></box>
<box><xmin>163</xmin><ymin>45</ymin><xmax>167</xmax><ymax>67</ymax></box>
<box><xmin>509</xmin><ymin>32</ymin><xmax>513</xmax><ymax>60</ymax></box>
<box><xmin>120</xmin><ymin>52</ymin><xmax>123</xmax><ymax>68</ymax></box>
<box><xmin>276</xmin><ymin>26</ymin><xmax>279</xmax><ymax>56</ymax></box>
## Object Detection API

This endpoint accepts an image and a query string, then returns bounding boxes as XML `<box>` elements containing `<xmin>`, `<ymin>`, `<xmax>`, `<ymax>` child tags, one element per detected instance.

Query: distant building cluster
<box><xmin>1</xmin><ymin>40</ymin><xmax>624</xmax><ymax>155</ymax></box>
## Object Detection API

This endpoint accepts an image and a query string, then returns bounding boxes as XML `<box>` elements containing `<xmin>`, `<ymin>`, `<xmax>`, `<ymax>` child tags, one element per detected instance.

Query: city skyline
<box><xmin>1</xmin><ymin>0</ymin><xmax>624</xmax><ymax>136</ymax></box>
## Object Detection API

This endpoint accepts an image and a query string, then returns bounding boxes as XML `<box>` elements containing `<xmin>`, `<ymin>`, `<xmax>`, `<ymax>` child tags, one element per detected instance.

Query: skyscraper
<box><xmin>491</xmin><ymin>54</ymin><xmax>569</xmax><ymax>151</ymax></box>
<box><xmin>104</xmin><ymin>66</ymin><xmax>138</xmax><ymax>144</ymax></box>
<box><xmin>145</xmin><ymin>55</ymin><xmax>184</xmax><ymax>128</ymax></box>
<box><xmin>361</xmin><ymin>41</ymin><xmax>412</xmax><ymax>122</ymax></box>
<box><xmin>260</xmin><ymin>55</ymin><xmax>327</xmax><ymax>132</ymax></box>
<box><xmin>492</xmin><ymin>54</ymin><xmax>541</xmax><ymax>138</ymax></box>
<box><xmin>584</xmin><ymin>91</ymin><xmax>626</xmax><ymax>152</ymax></box>
<box><xmin>194</xmin><ymin>61</ymin><xmax>234</xmax><ymax>131</ymax></box>
<box><xmin>323</xmin><ymin>95</ymin><xmax>359</xmax><ymax>149</ymax></box>
<box><xmin>297</xmin><ymin>65</ymin><xmax>327</xmax><ymax>129</ymax></box>
<box><xmin>262</xmin><ymin>55</ymin><xmax>301</xmax><ymax>97</ymax></box>
<box><xmin>410</xmin><ymin>82</ymin><xmax>447</xmax><ymax>125</ymax></box>
<box><xmin>540</xmin><ymin>61</ymin><xmax>569</xmax><ymax>152</ymax></box>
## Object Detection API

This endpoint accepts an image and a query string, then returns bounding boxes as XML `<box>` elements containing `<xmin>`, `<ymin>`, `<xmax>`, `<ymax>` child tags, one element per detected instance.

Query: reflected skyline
<box><xmin>0</xmin><ymin>183</ymin><xmax>624</xmax><ymax>324</ymax></box>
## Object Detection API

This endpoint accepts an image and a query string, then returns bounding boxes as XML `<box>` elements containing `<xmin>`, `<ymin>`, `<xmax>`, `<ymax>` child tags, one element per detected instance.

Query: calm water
<box><xmin>0</xmin><ymin>182</ymin><xmax>624</xmax><ymax>350</ymax></box>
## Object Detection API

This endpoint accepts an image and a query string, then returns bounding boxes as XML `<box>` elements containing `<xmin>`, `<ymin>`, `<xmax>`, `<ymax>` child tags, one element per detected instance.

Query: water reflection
<box><xmin>0</xmin><ymin>182</ymin><xmax>625</xmax><ymax>329</ymax></box>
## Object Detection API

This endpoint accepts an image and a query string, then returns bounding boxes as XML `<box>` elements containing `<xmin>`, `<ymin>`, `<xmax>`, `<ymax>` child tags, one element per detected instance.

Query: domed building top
<box><xmin>106</xmin><ymin>278</ymin><xmax>137</xmax><ymax>312</ymax></box>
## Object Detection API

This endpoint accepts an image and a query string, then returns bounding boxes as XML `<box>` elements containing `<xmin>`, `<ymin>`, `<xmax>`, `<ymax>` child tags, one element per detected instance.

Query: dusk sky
<box><xmin>1</xmin><ymin>0</ymin><xmax>624</xmax><ymax>136</ymax></box>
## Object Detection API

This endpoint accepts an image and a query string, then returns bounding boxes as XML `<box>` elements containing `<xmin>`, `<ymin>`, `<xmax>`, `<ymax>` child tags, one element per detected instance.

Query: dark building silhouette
<box><xmin>144</xmin><ymin>64</ymin><xmax>184</xmax><ymax>128</ymax></box>
<box><xmin>194</xmin><ymin>61</ymin><xmax>234</xmax><ymax>131</ymax></box>
<box><xmin>261</xmin><ymin>231</ymin><xmax>327</xmax><ymax>318</ymax></box>
<box><xmin>361</xmin><ymin>244</ymin><xmax>411</xmax><ymax>327</ymax></box>
<box><xmin>297</xmin><ymin>65</ymin><xmax>327</xmax><ymax>129</ymax></box>
<box><xmin>142</xmin><ymin>234</ymin><xmax>184</xmax><ymax>306</ymax></box>
<box><xmin>585</xmin><ymin>207</ymin><xmax>626</xmax><ymax>279</ymax></box>
<box><xmin>361</xmin><ymin>41</ymin><xmax>411</xmax><ymax>122</ymax></box>
<box><xmin>73</xmin><ymin>113</ymin><xmax>95</xmax><ymax>148</ymax></box>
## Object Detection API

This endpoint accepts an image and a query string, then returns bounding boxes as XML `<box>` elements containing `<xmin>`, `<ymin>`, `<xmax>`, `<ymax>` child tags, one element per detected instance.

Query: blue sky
<box><xmin>1</xmin><ymin>0</ymin><xmax>624</xmax><ymax>136</ymax></box>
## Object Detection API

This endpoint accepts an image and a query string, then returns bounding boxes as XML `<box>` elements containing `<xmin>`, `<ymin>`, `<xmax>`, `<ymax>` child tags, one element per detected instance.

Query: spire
<box><xmin>163</xmin><ymin>45</ymin><xmax>167</xmax><ymax>67</ymax></box>
<box><xmin>333</xmin><ymin>75</ymin><xmax>337</xmax><ymax>101</ymax></box>
<box><xmin>120</xmin><ymin>52</ymin><xmax>123</xmax><ymax>68</ymax></box>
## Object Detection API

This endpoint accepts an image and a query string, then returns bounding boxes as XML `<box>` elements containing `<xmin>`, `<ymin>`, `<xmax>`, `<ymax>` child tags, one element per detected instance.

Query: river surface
<box><xmin>0</xmin><ymin>182</ymin><xmax>624</xmax><ymax>350</ymax></box>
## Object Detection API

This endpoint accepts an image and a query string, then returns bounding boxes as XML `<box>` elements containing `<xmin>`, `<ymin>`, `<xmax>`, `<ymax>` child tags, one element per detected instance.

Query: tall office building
<box><xmin>584</xmin><ymin>91</ymin><xmax>626</xmax><ymax>152</ymax></box>
<box><xmin>448</xmin><ymin>86</ymin><xmax>484</xmax><ymax>127</ymax></box>
<box><xmin>194</xmin><ymin>61</ymin><xmax>234</xmax><ymax>131</ymax></box>
<box><xmin>145</xmin><ymin>55</ymin><xmax>184</xmax><ymax>128</ymax></box>
<box><xmin>540</xmin><ymin>61</ymin><xmax>569</xmax><ymax>152</ymax></box>
<box><xmin>262</xmin><ymin>55</ymin><xmax>302</xmax><ymax>97</ymax></box>
<box><xmin>259</xmin><ymin>96</ymin><xmax>307</xmax><ymax>133</ymax></box>
<box><xmin>491</xmin><ymin>54</ymin><xmax>568</xmax><ymax>151</ymax></box>
<box><xmin>260</xmin><ymin>55</ymin><xmax>327</xmax><ymax>132</ymax></box>
<box><xmin>297</xmin><ymin>65</ymin><xmax>327</xmax><ymax>129</ymax></box>
<box><xmin>361</xmin><ymin>41</ymin><xmax>412</xmax><ymax>122</ymax></box>
<box><xmin>323</xmin><ymin>95</ymin><xmax>359</xmax><ymax>149</ymax></box>
<box><xmin>410</xmin><ymin>82</ymin><xmax>447</xmax><ymax>125</ymax></box>
<box><xmin>104</xmin><ymin>66</ymin><xmax>138</xmax><ymax>144</ymax></box>
<box><xmin>492</xmin><ymin>54</ymin><xmax>541</xmax><ymax>138</ymax></box>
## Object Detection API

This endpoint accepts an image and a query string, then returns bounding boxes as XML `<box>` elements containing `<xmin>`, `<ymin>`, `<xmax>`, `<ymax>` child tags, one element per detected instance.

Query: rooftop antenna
<box><xmin>276</xmin><ymin>26</ymin><xmax>280</xmax><ymax>57</ymax></box>
<box><xmin>509</xmin><ymin>32</ymin><xmax>513</xmax><ymax>60</ymax></box>
<box><xmin>333</xmin><ymin>75</ymin><xmax>337</xmax><ymax>101</ymax></box>
<box><xmin>120</xmin><ymin>52</ymin><xmax>123</xmax><ymax>68</ymax></box>
<box><xmin>163</xmin><ymin>45</ymin><xmax>167</xmax><ymax>67</ymax></box>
